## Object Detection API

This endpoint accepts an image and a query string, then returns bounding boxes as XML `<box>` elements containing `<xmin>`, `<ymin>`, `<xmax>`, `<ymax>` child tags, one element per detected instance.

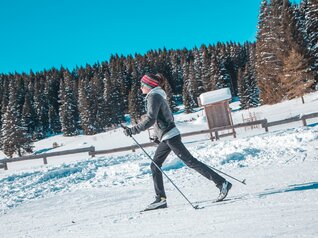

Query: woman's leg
<box><xmin>151</xmin><ymin>141</ymin><xmax>172</xmax><ymax>198</ymax></box>
<box><xmin>167</xmin><ymin>135</ymin><xmax>225</xmax><ymax>186</ymax></box>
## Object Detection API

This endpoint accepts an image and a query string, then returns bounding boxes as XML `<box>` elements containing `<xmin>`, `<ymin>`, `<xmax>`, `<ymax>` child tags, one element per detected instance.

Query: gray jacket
<box><xmin>131</xmin><ymin>87</ymin><xmax>180</xmax><ymax>141</ymax></box>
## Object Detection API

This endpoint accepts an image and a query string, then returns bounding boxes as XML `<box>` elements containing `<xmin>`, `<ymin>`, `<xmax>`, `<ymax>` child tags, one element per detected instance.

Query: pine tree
<box><xmin>209</xmin><ymin>54</ymin><xmax>221</xmax><ymax>91</ymax></box>
<box><xmin>128</xmin><ymin>79</ymin><xmax>141</xmax><ymax>124</ymax></box>
<box><xmin>21</xmin><ymin>93</ymin><xmax>36</xmax><ymax>137</ymax></box>
<box><xmin>20</xmin><ymin>95</ymin><xmax>34</xmax><ymax>155</ymax></box>
<box><xmin>182</xmin><ymin>59</ymin><xmax>190</xmax><ymax>113</ymax></box>
<box><xmin>183</xmin><ymin>60</ymin><xmax>198</xmax><ymax>112</ymax></box>
<box><xmin>216</xmin><ymin>44</ymin><xmax>232</xmax><ymax>90</ymax></box>
<box><xmin>163</xmin><ymin>76</ymin><xmax>177</xmax><ymax>112</ymax></box>
<box><xmin>304</xmin><ymin>0</ymin><xmax>318</xmax><ymax>82</ymax></box>
<box><xmin>256</xmin><ymin>0</ymin><xmax>284</xmax><ymax>104</ymax></box>
<box><xmin>1</xmin><ymin>80</ymin><xmax>33</xmax><ymax>157</ymax></box>
<box><xmin>170</xmin><ymin>51</ymin><xmax>183</xmax><ymax>94</ymax></box>
<box><xmin>103</xmin><ymin>66</ymin><xmax>116</xmax><ymax>128</ymax></box>
<box><xmin>0</xmin><ymin>74</ymin><xmax>5</xmax><ymax>136</ymax></box>
<box><xmin>280</xmin><ymin>48</ymin><xmax>315</xmax><ymax>100</ymax></box>
<box><xmin>0</xmin><ymin>75</ymin><xmax>9</xmax><ymax>149</ymax></box>
<box><xmin>46</xmin><ymin>68</ymin><xmax>62</xmax><ymax>134</ymax></box>
<box><xmin>193</xmin><ymin>47</ymin><xmax>204</xmax><ymax>94</ymax></box>
<box><xmin>109</xmin><ymin>57</ymin><xmax>125</xmax><ymax>125</ymax></box>
<box><xmin>93</xmin><ymin>64</ymin><xmax>109</xmax><ymax>132</ymax></box>
<box><xmin>111</xmin><ymin>79</ymin><xmax>125</xmax><ymax>125</ymax></box>
<box><xmin>248</xmin><ymin>44</ymin><xmax>260</xmax><ymax>107</ymax></box>
<box><xmin>225</xmin><ymin>42</ymin><xmax>239</xmax><ymax>96</ymax></box>
<box><xmin>238</xmin><ymin>60</ymin><xmax>259</xmax><ymax>109</ymax></box>
<box><xmin>78</xmin><ymin>71</ymin><xmax>96</xmax><ymax>135</ymax></box>
<box><xmin>59</xmin><ymin>70</ymin><xmax>78</xmax><ymax>136</ymax></box>
<box><xmin>33</xmin><ymin>73</ymin><xmax>49</xmax><ymax>139</ymax></box>
<box><xmin>2</xmin><ymin>105</ymin><xmax>18</xmax><ymax>157</ymax></box>
<box><xmin>129</xmin><ymin>62</ymin><xmax>145</xmax><ymax>123</ymax></box>
<box><xmin>200</xmin><ymin>45</ymin><xmax>211</xmax><ymax>92</ymax></box>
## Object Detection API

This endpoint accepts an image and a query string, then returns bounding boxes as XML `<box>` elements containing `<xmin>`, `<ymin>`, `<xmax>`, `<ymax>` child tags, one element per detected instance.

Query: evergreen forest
<box><xmin>0</xmin><ymin>0</ymin><xmax>317</xmax><ymax>157</ymax></box>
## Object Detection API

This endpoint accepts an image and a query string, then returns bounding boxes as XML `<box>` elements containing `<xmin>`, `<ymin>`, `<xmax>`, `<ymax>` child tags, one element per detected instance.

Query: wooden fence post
<box><xmin>90</xmin><ymin>146</ymin><xmax>95</xmax><ymax>157</ymax></box>
<box><xmin>215</xmin><ymin>131</ymin><xmax>219</xmax><ymax>140</ymax></box>
<box><xmin>262</xmin><ymin>119</ymin><xmax>269</xmax><ymax>132</ymax></box>
<box><xmin>301</xmin><ymin>116</ymin><xmax>307</xmax><ymax>126</ymax></box>
<box><xmin>43</xmin><ymin>157</ymin><xmax>48</xmax><ymax>165</ymax></box>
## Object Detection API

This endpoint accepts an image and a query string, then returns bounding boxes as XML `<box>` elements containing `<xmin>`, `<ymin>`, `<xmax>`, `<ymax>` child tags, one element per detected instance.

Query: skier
<box><xmin>123</xmin><ymin>73</ymin><xmax>232</xmax><ymax>211</ymax></box>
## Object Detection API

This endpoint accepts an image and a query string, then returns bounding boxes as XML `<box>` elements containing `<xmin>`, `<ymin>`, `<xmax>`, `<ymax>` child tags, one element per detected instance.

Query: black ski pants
<box><xmin>151</xmin><ymin>135</ymin><xmax>225</xmax><ymax>198</ymax></box>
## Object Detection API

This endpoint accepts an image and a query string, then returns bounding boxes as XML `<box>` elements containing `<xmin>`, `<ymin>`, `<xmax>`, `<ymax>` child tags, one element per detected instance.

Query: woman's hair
<box><xmin>147</xmin><ymin>73</ymin><xmax>167</xmax><ymax>88</ymax></box>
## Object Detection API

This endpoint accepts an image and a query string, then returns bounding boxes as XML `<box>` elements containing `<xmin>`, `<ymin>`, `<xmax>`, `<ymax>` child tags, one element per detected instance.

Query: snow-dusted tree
<box><xmin>193</xmin><ymin>47</ymin><xmax>204</xmax><ymax>94</ymax></box>
<box><xmin>0</xmin><ymin>74</ymin><xmax>5</xmax><ymax>134</ymax></box>
<box><xmin>21</xmin><ymin>92</ymin><xmax>36</xmax><ymax>137</ymax></box>
<box><xmin>126</xmin><ymin>60</ymin><xmax>141</xmax><ymax>123</ymax></box>
<box><xmin>0</xmin><ymin>75</ymin><xmax>9</xmax><ymax>149</ymax></box>
<box><xmin>216</xmin><ymin>60</ymin><xmax>231</xmax><ymax>89</ymax></box>
<box><xmin>183</xmin><ymin>60</ymin><xmax>198</xmax><ymax>113</ymax></box>
<box><xmin>215</xmin><ymin>44</ymin><xmax>232</xmax><ymax>90</ymax></box>
<box><xmin>2</xmin><ymin>80</ymin><xmax>33</xmax><ymax>157</ymax></box>
<box><xmin>33</xmin><ymin>74</ymin><xmax>49</xmax><ymax>139</ymax></box>
<box><xmin>111</xmin><ymin>79</ymin><xmax>125</xmax><ymax>125</ymax></box>
<box><xmin>225</xmin><ymin>42</ymin><xmax>240</xmax><ymax>96</ymax></box>
<box><xmin>170</xmin><ymin>51</ymin><xmax>183</xmax><ymax>94</ymax></box>
<box><xmin>103</xmin><ymin>67</ymin><xmax>114</xmax><ymax>127</ymax></box>
<box><xmin>109</xmin><ymin>59</ymin><xmax>125</xmax><ymax>125</ymax></box>
<box><xmin>92</xmin><ymin>64</ymin><xmax>109</xmax><ymax>132</ymax></box>
<box><xmin>256</xmin><ymin>0</ymin><xmax>284</xmax><ymax>104</ymax></box>
<box><xmin>59</xmin><ymin>70</ymin><xmax>78</xmax><ymax>136</ymax></box>
<box><xmin>78</xmin><ymin>69</ymin><xmax>96</xmax><ymax>135</ymax></box>
<box><xmin>162</xmin><ymin>73</ymin><xmax>177</xmax><ymax>112</ymax></box>
<box><xmin>303</xmin><ymin>0</ymin><xmax>318</xmax><ymax>82</ymax></box>
<box><xmin>77</xmin><ymin>63</ymin><xmax>108</xmax><ymax>134</ymax></box>
<box><xmin>20</xmin><ymin>93</ymin><xmax>34</xmax><ymax>154</ymax></box>
<box><xmin>200</xmin><ymin>44</ymin><xmax>211</xmax><ymax>92</ymax></box>
<box><xmin>238</xmin><ymin>45</ymin><xmax>260</xmax><ymax>109</ymax></box>
<box><xmin>46</xmin><ymin>68</ymin><xmax>62</xmax><ymax>134</ymax></box>
<box><xmin>208</xmin><ymin>54</ymin><xmax>221</xmax><ymax>91</ymax></box>
<box><xmin>128</xmin><ymin>80</ymin><xmax>142</xmax><ymax>124</ymax></box>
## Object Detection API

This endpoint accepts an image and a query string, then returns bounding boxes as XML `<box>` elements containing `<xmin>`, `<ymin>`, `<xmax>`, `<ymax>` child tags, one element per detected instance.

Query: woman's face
<box><xmin>140</xmin><ymin>84</ymin><xmax>151</xmax><ymax>95</ymax></box>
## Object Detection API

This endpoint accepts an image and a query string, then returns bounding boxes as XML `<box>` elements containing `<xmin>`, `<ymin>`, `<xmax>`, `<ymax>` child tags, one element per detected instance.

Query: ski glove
<box><xmin>123</xmin><ymin>127</ymin><xmax>133</xmax><ymax>137</ymax></box>
<box><xmin>150</xmin><ymin>137</ymin><xmax>160</xmax><ymax>144</ymax></box>
<box><xmin>123</xmin><ymin>126</ymin><xmax>139</xmax><ymax>137</ymax></box>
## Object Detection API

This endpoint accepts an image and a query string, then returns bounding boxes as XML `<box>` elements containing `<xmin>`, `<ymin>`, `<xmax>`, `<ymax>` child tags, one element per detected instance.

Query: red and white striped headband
<box><xmin>141</xmin><ymin>75</ymin><xmax>159</xmax><ymax>88</ymax></box>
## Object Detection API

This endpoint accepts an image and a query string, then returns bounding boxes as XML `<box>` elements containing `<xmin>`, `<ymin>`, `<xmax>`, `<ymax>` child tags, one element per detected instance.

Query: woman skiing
<box><xmin>123</xmin><ymin>73</ymin><xmax>232</xmax><ymax>211</ymax></box>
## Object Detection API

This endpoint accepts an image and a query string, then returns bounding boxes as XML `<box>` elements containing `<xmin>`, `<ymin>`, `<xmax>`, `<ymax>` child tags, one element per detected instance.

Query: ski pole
<box><xmin>207</xmin><ymin>165</ymin><xmax>246</xmax><ymax>185</ymax></box>
<box><xmin>121</xmin><ymin>124</ymin><xmax>200</xmax><ymax>210</ymax></box>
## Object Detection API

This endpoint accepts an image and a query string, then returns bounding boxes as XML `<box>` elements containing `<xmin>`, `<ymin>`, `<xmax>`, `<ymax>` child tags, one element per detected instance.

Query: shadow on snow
<box><xmin>259</xmin><ymin>182</ymin><xmax>318</xmax><ymax>197</ymax></box>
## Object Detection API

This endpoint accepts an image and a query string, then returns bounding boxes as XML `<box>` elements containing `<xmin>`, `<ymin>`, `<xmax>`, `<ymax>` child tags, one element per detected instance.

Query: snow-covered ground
<box><xmin>1</xmin><ymin>92</ymin><xmax>318</xmax><ymax>238</ymax></box>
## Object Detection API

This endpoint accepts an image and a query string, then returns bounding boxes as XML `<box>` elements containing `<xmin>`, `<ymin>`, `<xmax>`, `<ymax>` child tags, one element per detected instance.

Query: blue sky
<box><xmin>0</xmin><ymin>0</ymin><xmax>299</xmax><ymax>74</ymax></box>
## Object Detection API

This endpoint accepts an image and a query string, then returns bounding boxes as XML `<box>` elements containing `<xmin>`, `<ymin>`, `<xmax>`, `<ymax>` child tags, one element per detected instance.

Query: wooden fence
<box><xmin>89</xmin><ymin>112</ymin><xmax>318</xmax><ymax>156</ymax></box>
<box><xmin>0</xmin><ymin>146</ymin><xmax>95</xmax><ymax>170</ymax></box>
<box><xmin>0</xmin><ymin>112</ymin><xmax>317</xmax><ymax>170</ymax></box>
<box><xmin>265</xmin><ymin>112</ymin><xmax>318</xmax><ymax>128</ymax></box>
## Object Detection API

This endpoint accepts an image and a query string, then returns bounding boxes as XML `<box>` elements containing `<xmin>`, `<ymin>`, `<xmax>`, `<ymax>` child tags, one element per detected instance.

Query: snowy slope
<box><xmin>0</xmin><ymin>92</ymin><xmax>318</xmax><ymax>238</ymax></box>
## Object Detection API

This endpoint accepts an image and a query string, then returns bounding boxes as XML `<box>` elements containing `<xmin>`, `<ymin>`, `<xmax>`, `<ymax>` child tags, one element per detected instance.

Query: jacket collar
<box><xmin>145</xmin><ymin>86</ymin><xmax>167</xmax><ymax>100</ymax></box>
